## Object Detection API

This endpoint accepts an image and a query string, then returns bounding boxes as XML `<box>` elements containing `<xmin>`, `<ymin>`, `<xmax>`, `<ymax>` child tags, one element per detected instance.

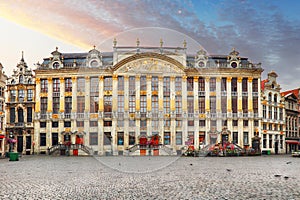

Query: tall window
<box><xmin>163</xmin><ymin>77</ymin><xmax>170</xmax><ymax>96</ymax></box>
<box><xmin>268</xmin><ymin>106</ymin><xmax>272</xmax><ymax>119</ymax></box>
<box><xmin>53</xmin><ymin>97</ymin><xmax>60</xmax><ymax>114</ymax></box>
<box><xmin>243</xmin><ymin>132</ymin><xmax>248</xmax><ymax>145</ymax></box>
<box><xmin>231</xmin><ymin>78</ymin><xmax>237</xmax><ymax>92</ymax></box>
<box><xmin>210</xmin><ymin>97</ymin><xmax>216</xmax><ymax>113</ymax></box>
<box><xmin>90</xmin><ymin>77</ymin><xmax>99</xmax><ymax>113</ymax></box>
<box><xmin>104</xmin><ymin>96</ymin><xmax>112</xmax><ymax>114</ymax></box>
<box><xmin>104</xmin><ymin>132</ymin><xmax>112</xmax><ymax>145</ymax></box>
<box><xmin>221</xmin><ymin>78</ymin><xmax>227</xmax><ymax>91</ymax></box>
<box><xmin>53</xmin><ymin>78</ymin><xmax>60</xmax><ymax>92</ymax></box>
<box><xmin>279</xmin><ymin>108</ymin><xmax>283</xmax><ymax>120</ymax></box>
<box><xmin>41</xmin><ymin>97</ymin><xmax>47</xmax><ymax>114</ymax></box>
<box><xmin>164</xmin><ymin>132</ymin><xmax>170</xmax><ymax>145</ymax></box>
<box><xmin>0</xmin><ymin>101</ymin><xmax>3</xmax><ymax>111</ymax></box>
<box><xmin>151</xmin><ymin>76</ymin><xmax>158</xmax><ymax>91</ymax></box>
<box><xmin>104</xmin><ymin>77</ymin><xmax>112</xmax><ymax>91</ymax></box>
<box><xmin>129</xmin><ymin>132</ymin><xmax>135</xmax><ymax>145</ymax></box>
<box><xmin>10</xmin><ymin>90</ymin><xmax>16</xmax><ymax>102</ymax></box>
<box><xmin>274</xmin><ymin>107</ymin><xmax>278</xmax><ymax>120</ymax></box>
<box><xmin>263</xmin><ymin>105</ymin><xmax>266</xmax><ymax>118</ymax></box>
<box><xmin>10</xmin><ymin>108</ymin><xmax>15</xmax><ymax>123</ymax></box>
<box><xmin>176</xmin><ymin>96</ymin><xmax>182</xmax><ymax>117</ymax></box>
<box><xmin>77</xmin><ymin>78</ymin><xmax>85</xmax><ymax>92</ymax></box>
<box><xmin>41</xmin><ymin>79</ymin><xmax>48</xmax><ymax>93</ymax></box>
<box><xmin>232</xmin><ymin>96</ymin><xmax>237</xmax><ymax>113</ymax></box>
<box><xmin>199</xmin><ymin>97</ymin><xmax>205</xmax><ymax>113</ymax></box>
<box><xmin>187</xmin><ymin>77</ymin><xmax>193</xmax><ymax>91</ymax></box>
<box><xmin>152</xmin><ymin>96</ymin><xmax>158</xmax><ymax>115</ymax></box>
<box><xmin>129</xmin><ymin>95</ymin><xmax>136</xmax><ymax>113</ymax></box>
<box><xmin>65</xmin><ymin>97</ymin><xmax>72</xmax><ymax>114</ymax></box>
<box><xmin>263</xmin><ymin>134</ymin><xmax>267</xmax><ymax>148</ymax></box>
<box><xmin>253</xmin><ymin>97</ymin><xmax>258</xmax><ymax>114</ymax></box>
<box><xmin>90</xmin><ymin>132</ymin><xmax>98</xmax><ymax>145</ymax></box>
<box><xmin>176</xmin><ymin>132</ymin><xmax>182</xmax><ymax>145</ymax></box>
<box><xmin>65</xmin><ymin>78</ymin><xmax>72</xmax><ymax>92</ymax></box>
<box><xmin>209</xmin><ymin>78</ymin><xmax>216</xmax><ymax>92</ymax></box>
<box><xmin>140</xmin><ymin>96</ymin><xmax>147</xmax><ymax>114</ymax></box>
<box><xmin>18</xmin><ymin>90</ymin><xmax>25</xmax><ymax>102</ymax></box>
<box><xmin>117</xmin><ymin>132</ymin><xmax>124</xmax><ymax>145</ymax></box>
<box><xmin>140</xmin><ymin>76</ymin><xmax>146</xmax><ymax>91</ymax></box>
<box><xmin>118</xmin><ymin>96</ymin><xmax>124</xmax><ymax>113</ymax></box>
<box><xmin>187</xmin><ymin>96</ymin><xmax>194</xmax><ymax>115</ymax></box>
<box><xmin>233</xmin><ymin>132</ymin><xmax>238</xmax><ymax>144</ymax></box>
<box><xmin>198</xmin><ymin>78</ymin><xmax>205</xmax><ymax>91</ymax></box>
<box><xmin>269</xmin><ymin>134</ymin><xmax>273</xmax><ymax>148</ymax></box>
<box><xmin>0</xmin><ymin>87</ymin><xmax>4</xmax><ymax>97</ymax></box>
<box><xmin>77</xmin><ymin>96</ymin><xmax>85</xmax><ymax>113</ymax></box>
<box><xmin>221</xmin><ymin>96</ymin><xmax>227</xmax><ymax>113</ymax></box>
<box><xmin>27</xmin><ymin>89</ymin><xmax>33</xmax><ymax>101</ymax></box>
<box><xmin>242</xmin><ymin>78</ymin><xmax>247</xmax><ymax>92</ymax></box>
<box><xmin>253</xmin><ymin>79</ymin><xmax>258</xmax><ymax>92</ymax></box>
<box><xmin>40</xmin><ymin>133</ymin><xmax>46</xmax><ymax>146</ymax></box>
<box><xmin>129</xmin><ymin>76</ymin><xmax>135</xmax><ymax>94</ymax></box>
<box><xmin>242</xmin><ymin>96</ymin><xmax>248</xmax><ymax>113</ymax></box>
<box><xmin>164</xmin><ymin>96</ymin><xmax>170</xmax><ymax>114</ymax></box>
<box><xmin>175</xmin><ymin>77</ymin><xmax>182</xmax><ymax>91</ymax></box>
<box><xmin>118</xmin><ymin>76</ymin><xmax>124</xmax><ymax>91</ymax></box>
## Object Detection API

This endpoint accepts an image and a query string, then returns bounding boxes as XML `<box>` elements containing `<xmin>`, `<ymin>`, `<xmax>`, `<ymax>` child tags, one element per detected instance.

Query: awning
<box><xmin>285</xmin><ymin>140</ymin><xmax>300</xmax><ymax>145</ymax></box>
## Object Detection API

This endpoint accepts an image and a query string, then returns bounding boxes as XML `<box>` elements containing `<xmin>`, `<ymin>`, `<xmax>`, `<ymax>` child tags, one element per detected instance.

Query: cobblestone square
<box><xmin>0</xmin><ymin>155</ymin><xmax>300</xmax><ymax>199</ymax></box>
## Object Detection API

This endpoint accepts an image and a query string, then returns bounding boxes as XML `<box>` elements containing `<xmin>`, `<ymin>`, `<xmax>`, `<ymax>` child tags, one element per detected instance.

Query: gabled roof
<box><xmin>281</xmin><ymin>88</ymin><xmax>299</xmax><ymax>98</ymax></box>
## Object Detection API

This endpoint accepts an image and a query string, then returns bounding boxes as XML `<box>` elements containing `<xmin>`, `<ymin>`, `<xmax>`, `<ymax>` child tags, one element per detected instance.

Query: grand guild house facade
<box><xmin>32</xmin><ymin>41</ymin><xmax>263</xmax><ymax>156</ymax></box>
<box><xmin>6</xmin><ymin>54</ymin><xmax>35</xmax><ymax>154</ymax></box>
<box><xmin>0</xmin><ymin>62</ymin><xmax>7</xmax><ymax>156</ymax></box>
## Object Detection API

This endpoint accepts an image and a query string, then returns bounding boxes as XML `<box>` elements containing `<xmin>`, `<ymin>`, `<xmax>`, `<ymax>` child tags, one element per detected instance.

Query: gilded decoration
<box><xmin>118</xmin><ymin>91</ymin><xmax>124</xmax><ymax>95</ymax></box>
<box><xmin>99</xmin><ymin>76</ymin><xmax>104</xmax><ymax>81</ymax></box>
<box><xmin>116</xmin><ymin>57</ymin><xmax>184</xmax><ymax>74</ymax></box>
<box><xmin>170</xmin><ymin>76</ymin><xmax>175</xmax><ymax>81</ymax></box>
<box><xmin>52</xmin><ymin>114</ymin><xmax>59</xmax><ymax>119</ymax></box>
<box><xmin>152</xmin><ymin>91</ymin><xmax>158</xmax><ymax>96</ymax></box>
<box><xmin>227</xmin><ymin>77</ymin><xmax>232</xmax><ymax>81</ymax></box>
<box><xmin>187</xmin><ymin>91</ymin><xmax>193</xmax><ymax>96</ymax></box>
<box><xmin>193</xmin><ymin>76</ymin><xmax>199</xmax><ymax>82</ymax></box>
<box><xmin>104</xmin><ymin>91</ymin><xmax>112</xmax><ymax>96</ymax></box>
<box><xmin>71</xmin><ymin>76</ymin><xmax>77</xmax><ymax>82</ymax></box>
<box><xmin>205</xmin><ymin>77</ymin><xmax>210</xmax><ymax>82</ymax></box>
<box><xmin>112</xmin><ymin>75</ymin><xmax>118</xmax><ymax>80</ymax></box>
<box><xmin>65</xmin><ymin>128</ymin><xmax>71</xmax><ymax>132</ymax></box>
<box><xmin>47</xmin><ymin>77</ymin><xmax>52</xmax><ymax>83</ymax></box>
<box><xmin>237</xmin><ymin>77</ymin><xmax>243</xmax><ymax>83</ymax></box>
<box><xmin>199</xmin><ymin>114</ymin><xmax>206</xmax><ymax>118</ymax></box>
<box><xmin>35</xmin><ymin>78</ymin><xmax>40</xmax><ymax>84</ymax></box>
<box><xmin>85</xmin><ymin>76</ymin><xmax>90</xmax><ymax>81</ymax></box>
<box><xmin>40</xmin><ymin>93</ymin><xmax>48</xmax><ymax>97</ymax></box>
<box><xmin>64</xmin><ymin>92</ymin><xmax>72</xmax><ymax>97</ymax></box>
<box><xmin>248</xmin><ymin>77</ymin><xmax>253</xmax><ymax>82</ymax></box>
<box><xmin>77</xmin><ymin>92</ymin><xmax>85</xmax><ymax>96</ymax></box>
<box><xmin>216</xmin><ymin>77</ymin><xmax>221</xmax><ymax>82</ymax></box>
<box><xmin>140</xmin><ymin>91</ymin><xmax>147</xmax><ymax>95</ymax></box>
<box><xmin>176</xmin><ymin>91</ymin><xmax>181</xmax><ymax>95</ymax></box>
<box><xmin>90</xmin><ymin>113</ymin><xmax>98</xmax><ymax>119</ymax></box>
<box><xmin>60</xmin><ymin>77</ymin><xmax>65</xmax><ymax>82</ymax></box>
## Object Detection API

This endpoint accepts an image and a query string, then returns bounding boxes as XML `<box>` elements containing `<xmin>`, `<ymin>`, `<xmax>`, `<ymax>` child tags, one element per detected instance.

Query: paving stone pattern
<box><xmin>0</xmin><ymin>155</ymin><xmax>299</xmax><ymax>200</ymax></box>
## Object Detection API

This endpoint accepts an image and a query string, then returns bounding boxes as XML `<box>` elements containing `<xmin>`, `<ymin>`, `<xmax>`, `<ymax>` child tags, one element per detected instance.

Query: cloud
<box><xmin>0</xmin><ymin>0</ymin><xmax>300</xmax><ymax>90</ymax></box>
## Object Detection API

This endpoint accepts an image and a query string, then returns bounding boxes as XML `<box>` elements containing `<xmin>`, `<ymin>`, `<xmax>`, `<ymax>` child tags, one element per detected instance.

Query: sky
<box><xmin>0</xmin><ymin>0</ymin><xmax>300</xmax><ymax>91</ymax></box>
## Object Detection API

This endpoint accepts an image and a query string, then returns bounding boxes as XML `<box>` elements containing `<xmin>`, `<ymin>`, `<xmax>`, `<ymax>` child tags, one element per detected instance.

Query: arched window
<box><xmin>268</xmin><ymin>93</ymin><xmax>272</xmax><ymax>102</ymax></box>
<box><xmin>274</xmin><ymin>94</ymin><xmax>277</xmax><ymax>103</ymax></box>
<box><xmin>19</xmin><ymin>75</ymin><xmax>24</xmax><ymax>83</ymax></box>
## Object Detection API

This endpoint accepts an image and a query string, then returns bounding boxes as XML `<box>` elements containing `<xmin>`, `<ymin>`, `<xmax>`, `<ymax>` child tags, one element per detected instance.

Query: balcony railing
<box><xmin>221</xmin><ymin>91</ymin><xmax>227</xmax><ymax>96</ymax></box>
<box><xmin>104</xmin><ymin>112</ymin><xmax>112</xmax><ymax>118</ymax></box>
<box><xmin>64</xmin><ymin>113</ymin><xmax>71</xmax><ymax>119</ymax></box>
<box><xmin>242</xmin><ymin>92</ymin><xmax>248</xmax><ymax>96</ymax></box>
<box><xmin>198</xmin><ymin>91</ymin><xmax>205</xmax><ymax>96</ymax></box>
<box><xmin>252</xmin><ymin>92</ymin><xmax>258</xmax><ymax>97</ymax></box>
<box><xmin>53</xmin><ymin>92</ymin><xmax>60</xmax><ymax>97</ymax></box>
<box><xmin>77</xmin><ymin>113</ymin><xmax>85</xmax><ymax>119</ymax></box>
<box><xmin>231</xmin><ymin>92</ymin><xmax>237</xmax><ymax>96</ymax></box>
<box><xmin>41</xmin><ymin>114</ymin><xmax>47</xmax><ymax>119</ymax></box>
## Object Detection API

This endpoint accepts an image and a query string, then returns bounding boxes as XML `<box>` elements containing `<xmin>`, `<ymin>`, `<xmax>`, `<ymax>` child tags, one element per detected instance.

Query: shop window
<box><xmin>90</xmin><ymin>132</ymin><xmax>98</xmax><ymax>145</ymax></box>
<box><xmin>176</xmin><ymin>132</ymin><xmax>182</xmax><ymax>145</ymax></box>
<box><xmin>117</xmin><ymin>132</ymin><xmax>124</xmax><ymax>145</ymax></box>
<box><xmin>40</xmin><ymin>133</ymin><xmax>46</xmax><ymax>146</ymax></box>
<box><xmin>52</xmin><ymin>121</ymin><xmax>58</xmax><ymax>128</ymax></box>
<box><xmin>164</xmin><ymin>132</ymin><xmax>170</xmax><ymax>145</ymax></box>
<box><xmin>104</xmin><ymin>132</ymin><xmax>111</xmax><ymax>145</ymax></box>
<box><xmin>129</xmin><ymin>132</ymin><xmax>135</xmax><ymax>145</ymax></box>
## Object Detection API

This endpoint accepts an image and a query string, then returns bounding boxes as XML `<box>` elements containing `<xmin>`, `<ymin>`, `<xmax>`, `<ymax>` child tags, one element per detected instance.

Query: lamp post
<box><xmin>9</xmin><ymin>131</ymin><xmax>13</xmax><ymax>152</ymax></box>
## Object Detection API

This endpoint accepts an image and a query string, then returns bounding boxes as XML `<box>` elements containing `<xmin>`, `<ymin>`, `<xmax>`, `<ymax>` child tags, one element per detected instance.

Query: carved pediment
<box><xmin>116</xmin><ymin>58</ymin><xmax>184</xmax><ymax>75</ymax></box>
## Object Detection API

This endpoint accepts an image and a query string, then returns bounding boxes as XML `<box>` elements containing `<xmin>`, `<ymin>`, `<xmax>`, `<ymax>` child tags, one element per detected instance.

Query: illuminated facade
<box><xmin>33</xmin><ymin>42</ymin><xmax>263</xmax><ymax>155</ymax></box>
<box><xmin>5</xmin><ymin>54</ymin><xmax>35</xmax><ymax>154</ymax></box>
<box><xmin>261</xmin><ymin>71</ymin><xmax>286</xmax><ymax>154</ymax></box>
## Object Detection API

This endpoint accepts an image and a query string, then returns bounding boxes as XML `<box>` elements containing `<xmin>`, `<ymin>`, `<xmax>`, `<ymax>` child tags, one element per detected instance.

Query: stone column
<box><xmin>205</xmin><ymin>77</ymin><xmax>210</xmax><ymax>145</ymax></box>
<box><xmin>146</xmin><ymin>75</ymin><xmax>152</xmax><ymax>136</ymax></box>
<box><xmin>135</xmin><ymin>75</ymin><xmax>140</xmax><ymax>144</ymax></box>
<box><xmin>170</xmin><ymin>76</ymin><xmax>176</xmax><ymax>150</ymax></box>
<box><xmin>158</xmin><ymin>76</ymin><xmax>164</xmax><ymax>142</ymax></box>
<box><xmin>112</xmin><ymin>75</ymin><xmax>118</xmax><ymax>155</ymax></box>
<box><xmin>193</xmin><ymin>76</ymin><xmax>199</xmax><ymax>150</ymax></box>
<box><xmin>124</xmin><ymin>75</ymin><xmax>129</xmax><ymax>148</ymax></box>
<box><xmin>182</xmin><ymin>76</ymin><xmax>188</xmax><ymax>145</ymax></box>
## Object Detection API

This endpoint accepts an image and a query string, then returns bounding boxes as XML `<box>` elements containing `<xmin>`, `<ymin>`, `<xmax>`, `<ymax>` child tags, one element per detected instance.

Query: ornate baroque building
<box><xmin>281</xmin><ymin>88</ymin><xmax>300</xmax><ymax>153</ymax></box>
<box><xmin>261</xmin><ymin>71</ymin><xmax>285</xmax><ymax>154</ymax></box>
<box><xmin>33</xmin><ymin>41</ymin><xmax>264</xmax><ymax>156</ymax></box>
<box><xmin>0</xmin><ymin>62</ymin><xmax>7</xmax><ymax>157</ymax></box>
<box><xmin>6</xmin><ymin>54</ymin><xmax>35</xmax><ymax>154</ymax></box>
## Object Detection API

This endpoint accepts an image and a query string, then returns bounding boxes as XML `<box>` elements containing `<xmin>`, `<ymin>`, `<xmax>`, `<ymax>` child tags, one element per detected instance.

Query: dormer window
<box><xmin>19</xmin><ymin>75</ymin><xmax>24</xmax><ymax>84</ymax></box>
<box><xmin>231</xmin><ymin>62</ymin><xmax>237</xmax><ymax>68</ymax></box>
<box><xmin>53</xmin><ymin>62</ymin><xmax>60</xmax><ymax>69</ymax></box>
<box><xmin>90</xmin><ymin>60</ymin><xmax>99</xmax><ymax>68</ymax></box>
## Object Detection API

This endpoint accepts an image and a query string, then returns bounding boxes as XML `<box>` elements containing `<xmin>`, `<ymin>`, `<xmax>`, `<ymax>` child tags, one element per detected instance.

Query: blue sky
<box><xmin>0</xmin><ymin>0</ymin><xmax>300</xmax><ymax>90</ymax></box>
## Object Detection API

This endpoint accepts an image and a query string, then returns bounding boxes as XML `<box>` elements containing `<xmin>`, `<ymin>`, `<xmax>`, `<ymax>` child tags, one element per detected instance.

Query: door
<box><xmin>17</xmin><ymin>136</ymin><xmax>23</xmax><ymax>153</ymax></box>
<box><xmin>26</xmin><ymin>136</ymin><xmax>31</xmax><ymax>149</ymax></box>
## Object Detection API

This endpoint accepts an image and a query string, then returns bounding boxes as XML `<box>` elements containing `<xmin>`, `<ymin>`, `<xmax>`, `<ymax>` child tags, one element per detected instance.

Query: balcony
<box><xmin>64</xmin><ymin>113</ymin><xmax>71</xmax><ymax>119</ymax></box>
<box><xmin>242</xmin><ymin>92</ymin><xmax>248</xmax><ymax>96</ymax></box>
<box><xmin>41</xmin><ymin>114</ymin><xmax>47</xmax><ymax>119</ymax></box>
<box><xmin>77</xmin><ymin>113</ymin><xmax>85</xmax><ymax>119</ymax></box>
<box><xmin>231</xmin><ymin>92</ymin><xmax>237</xmax><ymax>96</ymax></box>
<box><xmin>198</xmin><ymin>91</ymin><xmax>205</xmax><ymax>96</ymax></box>
<box><xmin>221</xmin><ymin>91</ymin><xmax>227</xmax><ymax>96</ymax></box>
<box><xmin>221</xmin><ymin>113</ymin><xmax>227</xmax><ymax>118</ymax></box>
<box><xmin>140</xmin><ymin>112</ymin><xmax>147</xmax><ymax>118</ymax></box>
<box><xmin>53</xmin><ymin>92</ymin><xmax>60</xmax><ymax>97</ymax></box>
<box><xmin>232</xmin><ymin>113</ymin><xmax>238</xmax><ymax>118</ymax></box>
<box><xmin>103</xmin><ymin>112</ymin><xmax>112</xmax><ymax>118</ymax></box>
<box><xmin>243</xmin><ymin>113</ymin><xmax>249</xmax><ymax>118</ymax></box>
<box><xmin>15</xmin><ymin>122</ymin><xmax>24</xmax><ymax>127</ymax></box>
<box><xmin>210</xmin><ymin>113</ymin><xmax>217</xmax><ymax>118</ymax></box>
<box><xmin>252</xmin><ymin>92</ymin><xmax>258</xmax><ymax>97</ymax></box>
<box><xmin>188</xmin><ymin>113</ymin><xmax>194</xmax><ymax>118</ymax></box>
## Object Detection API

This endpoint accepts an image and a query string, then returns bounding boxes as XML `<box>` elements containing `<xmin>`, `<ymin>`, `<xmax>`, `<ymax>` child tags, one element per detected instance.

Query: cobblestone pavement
<box><xmin>0</xmin><ymin>155</ymin><xmax>300</xmax><ymax>200</ymax></box>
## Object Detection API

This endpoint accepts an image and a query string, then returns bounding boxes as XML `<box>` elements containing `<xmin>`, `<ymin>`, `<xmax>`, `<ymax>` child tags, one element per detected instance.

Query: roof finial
<box><xmin>136</xmin><ymin>38</ymin><xmax>140</xmax><ymax>47</ymax></box>
<box><xmin>56</xmin><ymin>47</ymin><xmax>58</xmax><ymax>51</ymax></box>
<box><xmin>113</xmin><ymin>38</ymin><xmax>117</xmax><ymax>47</ymax></box>
<box><xmin>21</xmin><ymin>51</ymin><xmax>24</xmax><ymax>62</ymax></box>
<box><xmin>93</xmin><ymin>45</ymin><xmax>96</xmax><ymax>49</ymax></box>
<box><xmin>183</xmin><ymin>40</ymin><xmax>187</xmax><ymax>48</ymax></box>
<box><xmin>160</xmin><ymin>38</ymin><xmax>163</xmax><ymax>47</ymax></box>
